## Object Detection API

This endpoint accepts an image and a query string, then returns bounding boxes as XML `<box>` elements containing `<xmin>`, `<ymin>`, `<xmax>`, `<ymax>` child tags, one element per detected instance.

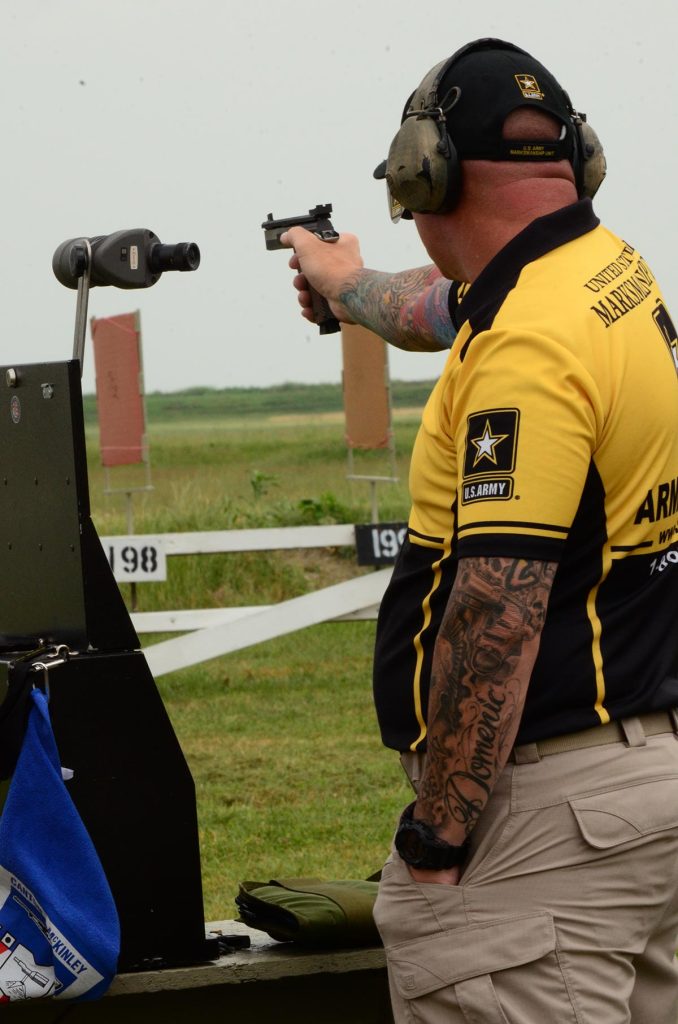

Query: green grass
<box><xmin>82</xmin><ymin>379</ymin><xmax>436</xmax><ymax>426</ymax></box>
<box><xmin>87</xmin><ymin>416</ymin><xmax>420</xmax><ymax>539</ymax></box>
<box><xmin>83</xmin><ymin>385</ymin><xmax>422</xmax><ymax>919</ymax></box>
<box><xmin>156</xmin><ymin>624</ymin><xmax>411</xmax><ymax>918</ymax></box>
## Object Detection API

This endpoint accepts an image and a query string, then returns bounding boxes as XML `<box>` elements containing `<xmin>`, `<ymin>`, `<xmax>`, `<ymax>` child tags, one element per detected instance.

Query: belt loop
<box><xmin>621</xmin><ymin>716</ymin><xmax>647</xmax><ymax>747</ymax></box>
<box><xmin>399</xmin><ymin>751</ymin><xmax>426</xmax><ymax>794</ymax></box>
<box><xmin>670</xmin><ymin>709</ymin><xmax>678</xmax><ymax>734</ymax></box>
<box><xmin>512</xmin><ymin>742</ymin><xmax>541</xmax><ymax>764</ymax></box>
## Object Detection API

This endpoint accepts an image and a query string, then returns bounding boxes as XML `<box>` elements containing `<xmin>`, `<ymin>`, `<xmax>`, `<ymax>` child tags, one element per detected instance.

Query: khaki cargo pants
<box><xmin>374</xmin><ymin>724</ymin><xmax>678</xmax><ymax>1023</ymax></box>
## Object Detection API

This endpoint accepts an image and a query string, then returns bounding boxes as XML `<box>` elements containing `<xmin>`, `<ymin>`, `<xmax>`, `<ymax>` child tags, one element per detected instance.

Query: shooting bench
<box><xmin>13</xmin><ymin>921</ymin><xmax>390</xmax><ymax>1023</ymax></box>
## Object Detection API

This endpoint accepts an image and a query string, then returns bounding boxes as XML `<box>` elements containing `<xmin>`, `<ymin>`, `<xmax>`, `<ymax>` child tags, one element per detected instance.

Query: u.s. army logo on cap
<box><xmin>514</xmin><ymin>74</ymin><xmax>544</xmax><ymax>100</ymax></box>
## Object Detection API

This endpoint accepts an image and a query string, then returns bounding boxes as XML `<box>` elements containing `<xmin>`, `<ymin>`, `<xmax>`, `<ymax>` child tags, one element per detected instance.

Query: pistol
<box><xmin>262</xmin><ymin>203</ymin><xmax>340</xmax><ymax>335</ymax></box>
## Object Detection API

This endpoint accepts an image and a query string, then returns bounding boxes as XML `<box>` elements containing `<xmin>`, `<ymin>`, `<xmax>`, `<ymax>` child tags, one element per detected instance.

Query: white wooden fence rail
<box><xmin>100</xmin><ymin>525</ymin><xmax>392</xmax><ymax>678</ymax></box>
<box><xmin>102</xmin><ymin>524</ymin><xmax>356</xmax><ymax>555</ymax></box>
<box><xmin>144</xmin><ymin>570</ymin><xmax>391</xmax><ymax>677</ymax></box>
<box><xmin>129</xmin><ymin>604</ymin><xmax>381</xmax><ymax>634</ymax></box>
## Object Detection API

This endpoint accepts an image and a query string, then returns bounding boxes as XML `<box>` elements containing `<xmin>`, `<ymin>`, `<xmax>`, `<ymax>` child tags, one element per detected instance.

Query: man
<box><xmin>281</xmin><ymin>38</ymin><xmax>678</xmax><ymax>1024</ymax></box>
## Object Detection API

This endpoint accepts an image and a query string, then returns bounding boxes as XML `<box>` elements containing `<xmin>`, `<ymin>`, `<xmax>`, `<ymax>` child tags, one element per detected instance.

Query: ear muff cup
<box><xmin>576</xmin><ymin>120</ymin><xmax>606</xmax><ymax>199</ymax></box>
<box><xmin>384</xmin><ymin>114</ymin><xmax>462</xmax><ymax>214</ymax></box>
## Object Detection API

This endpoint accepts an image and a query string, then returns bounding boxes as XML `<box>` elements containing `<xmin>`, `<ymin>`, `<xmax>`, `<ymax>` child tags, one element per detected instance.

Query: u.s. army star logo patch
<box><xmin>461</xmin><ymin>408</ymin><xmax>519</xmax><ymax>505</ymax></box>
<box><xmin>514</xmin><ymin>74</ymin><xmax>544</xmax><ymax>100</ymax></box>
<box><xmin>470</xmin><ymin>420</ymin><xmax>509</xmax><ymax>468</ymax></box>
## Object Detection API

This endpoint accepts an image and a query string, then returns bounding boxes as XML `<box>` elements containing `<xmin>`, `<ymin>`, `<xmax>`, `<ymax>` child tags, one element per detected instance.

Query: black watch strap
<box><xmin>395</xmin><ymin>801</ymin><xmax>469</xmax><ymax>870</ymax></box>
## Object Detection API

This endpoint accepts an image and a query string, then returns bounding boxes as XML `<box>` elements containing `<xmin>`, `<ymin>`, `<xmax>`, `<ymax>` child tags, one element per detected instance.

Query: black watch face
<box><xmin>395</xmin><ymin>818</ymin><xmax>467</xmax><ymax>870</ymax></box>
<box><xmin>395</xmin><ymin>824</ymin><xmax>426</xmax><ymax>866</ymax></box>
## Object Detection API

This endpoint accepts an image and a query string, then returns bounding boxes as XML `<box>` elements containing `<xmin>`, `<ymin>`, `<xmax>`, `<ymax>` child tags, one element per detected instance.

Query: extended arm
<box><xmin>281</xmin><ymin>228</ymin><xmax>456</xmax><ymax>352</ymax></box>
<box><xmin>412</xmin><ymin>555</ymin><xmax>556</xmax><ymax>883</ymax></box>
<box><xmin>338</xmin><ymin>265</ymin><xmax>454</xmax><ymax>352</ymax></box>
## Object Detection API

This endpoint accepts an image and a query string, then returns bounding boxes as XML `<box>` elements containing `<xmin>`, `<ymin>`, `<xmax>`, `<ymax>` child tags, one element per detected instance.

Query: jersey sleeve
<box><xmin>452</xmin><ymin>327</ymin><xmax>603</xmax><ymax>561</ymax></box>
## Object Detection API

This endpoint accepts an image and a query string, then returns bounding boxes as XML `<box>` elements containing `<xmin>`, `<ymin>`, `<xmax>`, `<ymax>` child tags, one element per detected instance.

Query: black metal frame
<box><xmin>0</xmin><ymin>360</ymin><xmax>215</xmax><ymax>970</ymax></box>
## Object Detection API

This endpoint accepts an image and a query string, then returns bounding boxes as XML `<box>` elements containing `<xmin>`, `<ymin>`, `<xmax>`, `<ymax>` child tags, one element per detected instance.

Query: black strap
<box><xmin>0</xmin><ymin>649</ymin><xmax>49</xmax><ymax>780</ymax></box>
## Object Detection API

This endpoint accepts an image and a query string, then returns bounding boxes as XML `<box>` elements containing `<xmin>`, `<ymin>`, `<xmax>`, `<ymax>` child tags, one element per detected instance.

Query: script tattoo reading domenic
<box><xmin>418</xmin><ymin>556</ymin><xmax>556</xmax><ymax>838</ymax></box>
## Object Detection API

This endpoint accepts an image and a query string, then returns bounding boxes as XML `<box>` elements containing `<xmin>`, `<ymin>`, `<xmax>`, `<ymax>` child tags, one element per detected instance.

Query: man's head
<box><xmin>375</xmin><ymin>38</ymin><xmax>605</xmax><ymax>219</ymax></box>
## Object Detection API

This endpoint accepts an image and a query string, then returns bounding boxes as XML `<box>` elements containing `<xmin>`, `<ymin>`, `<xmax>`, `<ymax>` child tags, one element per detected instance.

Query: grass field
<box><xmin>84</xmin><ymin>382</ymin><xmax>431</xmax><ymax>920</ymax></box>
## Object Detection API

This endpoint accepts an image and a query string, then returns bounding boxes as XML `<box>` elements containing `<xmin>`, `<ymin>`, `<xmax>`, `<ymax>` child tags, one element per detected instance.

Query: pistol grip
<box><xmin>310</xmin><ymin>285</ymin><xmax>340</xmax><ymax>335</ymax></box>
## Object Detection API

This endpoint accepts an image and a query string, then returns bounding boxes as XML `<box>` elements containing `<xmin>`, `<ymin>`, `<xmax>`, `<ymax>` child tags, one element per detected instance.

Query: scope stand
<box><xmin>72</xmin><ymin>238</ymin><xmax>92</xmax><ymax>374</ymax></box>
<box><xmin>0</xmin><ymin>355</ymin><xmax>217</xmax><ymax>971</ymax></box>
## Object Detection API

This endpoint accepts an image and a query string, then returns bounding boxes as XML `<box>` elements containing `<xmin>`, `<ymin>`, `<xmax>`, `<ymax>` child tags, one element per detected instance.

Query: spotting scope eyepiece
<box><xmin>149</xmin><ymin>242</ymin><xmax>201</xmax><ymax>274</ymax></box>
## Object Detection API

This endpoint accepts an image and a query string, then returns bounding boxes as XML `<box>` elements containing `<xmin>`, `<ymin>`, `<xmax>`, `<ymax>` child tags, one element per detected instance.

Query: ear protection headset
<box><xmin>376</xmin><ymin>38</ymin><xmax>606</xmax><ymax>220</ymax></box>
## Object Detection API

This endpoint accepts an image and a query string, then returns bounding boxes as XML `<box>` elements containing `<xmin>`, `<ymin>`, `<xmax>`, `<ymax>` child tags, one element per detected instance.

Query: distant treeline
<box><xmin>81</xmin><ymin>379</ymin><xmax>436</xmax><ymax>425</ymax></box>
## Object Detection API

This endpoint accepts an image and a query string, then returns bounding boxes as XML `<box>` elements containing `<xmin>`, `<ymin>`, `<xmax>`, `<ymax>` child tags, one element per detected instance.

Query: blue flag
<box><xmin>0</xmin><ymin>689</ymin><xmax>119</xmax><ymax>1001</ymax></box>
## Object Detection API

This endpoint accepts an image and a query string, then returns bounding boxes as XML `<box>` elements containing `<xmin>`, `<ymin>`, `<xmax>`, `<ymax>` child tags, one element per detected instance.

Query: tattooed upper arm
<box><xmin>339</xmin><ymin>265</ymin><xmax>456</xmax><ymax>352</ymax></box>
<box><xmin>416</xmin><ymin>556</ymin><xmax>557</xmax><ymax>842</ymax></box>
<box><xmin>397</xmin><ymin>274</ymin><xmax>456</xmax><ymax>350</ymax></box>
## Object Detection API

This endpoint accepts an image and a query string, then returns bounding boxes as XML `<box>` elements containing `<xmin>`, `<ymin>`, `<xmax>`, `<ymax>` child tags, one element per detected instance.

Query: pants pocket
<box><xmin>385</xmin><ymin>912</ymin><xmax>580</xmax><ymax>1023</ymax></box>
<box><xmin>569</xmin><ymin>776</ymin><xmax>678</xmax><ymax>848</ymax></box>
<box><xmin>374</xmin><ymin>851</ymin><xmax>466</xmax><ymax>948</ymax></box>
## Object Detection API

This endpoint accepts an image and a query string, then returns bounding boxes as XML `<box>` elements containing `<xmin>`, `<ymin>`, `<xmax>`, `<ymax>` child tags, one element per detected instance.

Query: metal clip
<box><xmin>31</xmin><ymin>663</ymin><xmax>51</xmax><ymax>701</ymax></box>
<box><xmin>30</xmin><ymin>648</ymin><xmax>71</xmax><ymax>700</ymax></box>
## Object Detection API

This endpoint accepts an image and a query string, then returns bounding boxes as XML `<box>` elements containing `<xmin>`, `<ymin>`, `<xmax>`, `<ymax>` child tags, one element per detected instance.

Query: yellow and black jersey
<box><xmin>374</xmin><ymin>199</ymin><xmax>678</xmax><ymax>750</ymax></box>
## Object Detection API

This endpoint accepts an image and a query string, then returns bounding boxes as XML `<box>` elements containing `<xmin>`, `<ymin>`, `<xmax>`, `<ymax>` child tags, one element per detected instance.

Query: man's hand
<box><xmin>280</xmin><ymin>227</ymin><xmax>455</xmax><ymax>351</ymax></box>
<box><xmin>407</xmin><ymin>864</ymin><xmax>461</xmax><ymax>885</ymax></box>
<box><xmin>281</xmin><ymin>226</ymin><xmax>363</xmax><ymax>326</ymax></box>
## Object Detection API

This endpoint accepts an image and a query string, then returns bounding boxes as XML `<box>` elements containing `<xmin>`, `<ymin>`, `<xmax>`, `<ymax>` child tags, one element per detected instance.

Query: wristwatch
<box><xmin>395</xmin><ymin>802</ymin><xmax>470</xmax><ymax>870</ymax></box>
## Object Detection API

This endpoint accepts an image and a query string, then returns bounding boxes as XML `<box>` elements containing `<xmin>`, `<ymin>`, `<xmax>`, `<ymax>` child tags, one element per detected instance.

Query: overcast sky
<box><xmin>1</xmin><ymin>0</ymin><xmax>676</xmax><ymax>394</ymax></box>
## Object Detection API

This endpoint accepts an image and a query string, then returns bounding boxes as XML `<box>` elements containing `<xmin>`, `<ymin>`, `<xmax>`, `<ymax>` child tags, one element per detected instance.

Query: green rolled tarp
<box><xmin>235</xmin><ymin>877</ymin><xmax>381</xmax><ymax>948</ymax></box>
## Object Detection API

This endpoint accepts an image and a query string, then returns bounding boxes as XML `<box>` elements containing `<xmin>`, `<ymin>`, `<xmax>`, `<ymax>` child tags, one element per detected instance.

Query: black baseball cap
<box><xmin>435</xmin><ymin>39</ymin><xmax>577</xmax><ymax>161</ymax></box>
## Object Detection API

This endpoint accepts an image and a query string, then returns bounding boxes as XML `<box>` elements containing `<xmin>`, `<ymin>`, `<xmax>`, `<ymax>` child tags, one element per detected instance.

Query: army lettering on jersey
<box><xmin>373</xmin><ymin>199</ymin><xmax>678</xmax><ymax>752</ymax></box>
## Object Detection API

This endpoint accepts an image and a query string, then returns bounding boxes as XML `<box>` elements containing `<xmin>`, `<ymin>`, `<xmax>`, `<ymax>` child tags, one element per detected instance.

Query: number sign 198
<box><xmin>105</xmin><ymin>537</ymin><xmax>167</xmax><ymax>583</ymax></box>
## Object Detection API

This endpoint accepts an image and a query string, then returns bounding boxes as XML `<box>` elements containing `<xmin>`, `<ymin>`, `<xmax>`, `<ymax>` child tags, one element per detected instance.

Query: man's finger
<box><xmin>280</xmin><ymin>226</ymin><xmax>315</xmax><ymax>250</ymax></box>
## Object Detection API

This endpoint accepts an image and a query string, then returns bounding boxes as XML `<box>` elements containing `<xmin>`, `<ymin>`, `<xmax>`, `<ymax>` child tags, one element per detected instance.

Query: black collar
<box><xmin>455</xmin><ymin>199</ymin><xmax>600</xmax><ymax>331</ymax></box>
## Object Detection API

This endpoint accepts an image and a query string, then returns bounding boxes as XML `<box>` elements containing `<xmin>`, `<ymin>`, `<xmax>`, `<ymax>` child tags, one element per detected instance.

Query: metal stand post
<box><xmin>126</xmin><ymin>491</ymin><xmax>138</xmax><ymax>612</ymax></box>
<box><xmin>72</xmin><ymin>239</ymin><xmax>92</xmax><ymax>376</ymax></box>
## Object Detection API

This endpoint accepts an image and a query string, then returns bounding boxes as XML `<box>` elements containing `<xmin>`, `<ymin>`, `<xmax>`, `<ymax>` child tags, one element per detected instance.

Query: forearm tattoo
<box><xmin>417</xmin><ymin>556</ymin><xmax>557</xmax><ymax>840</ymax></box>
<box><xmin>339</xmin><ymin>266</ymin><xmax>454</xmax><ymax>351</ymax></box>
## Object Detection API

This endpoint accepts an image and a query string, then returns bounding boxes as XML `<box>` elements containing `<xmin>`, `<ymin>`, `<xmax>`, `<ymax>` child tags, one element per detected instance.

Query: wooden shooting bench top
<box><xmin>13</xmin><ymin>920</ymin><xmax>392</xmax><ymax>1024</ymax></box>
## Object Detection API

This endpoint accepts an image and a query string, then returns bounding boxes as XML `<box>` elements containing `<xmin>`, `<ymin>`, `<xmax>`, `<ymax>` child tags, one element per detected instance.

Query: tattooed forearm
<box><xmin>339</xmin><ymin>266</ymin><xmax>455</xmax><ymax>351</ymax></box>
<box><xmin>416</xmin><ymin>556</ymin><xmax>557</xmax><ymax>843</ymax></box>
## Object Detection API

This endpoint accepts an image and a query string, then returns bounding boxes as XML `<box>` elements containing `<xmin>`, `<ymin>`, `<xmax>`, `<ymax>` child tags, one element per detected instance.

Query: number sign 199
<box><xmin>354</xmin><ymin>522</ymin><xmax>408</xmax><ymax>566</ymax></box>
